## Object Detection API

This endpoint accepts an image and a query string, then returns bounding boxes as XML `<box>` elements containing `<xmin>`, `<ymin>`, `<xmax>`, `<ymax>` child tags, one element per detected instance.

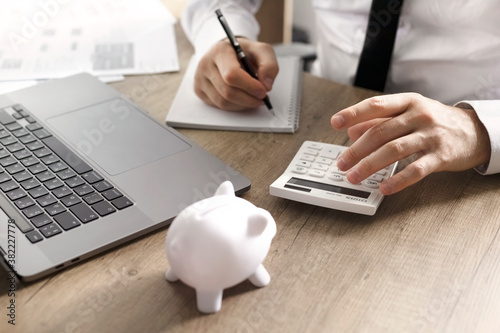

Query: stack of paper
<box><xmin>0</xmin><ymin>0</ymin><xmax>179</xmax><ymax>94</ymax></box>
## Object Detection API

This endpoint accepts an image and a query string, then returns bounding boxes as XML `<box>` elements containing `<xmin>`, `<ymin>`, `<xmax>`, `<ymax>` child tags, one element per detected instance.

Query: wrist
<box><xmin>458</xmin><ymin>105</ymin><xmax>492</xmax><ymax>170</ymax></box>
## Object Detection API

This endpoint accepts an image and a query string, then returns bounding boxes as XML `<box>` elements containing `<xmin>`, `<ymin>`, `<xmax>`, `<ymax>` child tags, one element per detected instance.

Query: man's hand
<box><xmin>194</xmin><ymin>38</ymin><xmax>279</xmax><ymax>111</ymax></box>
<box><xmin>330</xmin><ymin>93</ymin><xmax>491</xmax><ymax>195</ymax></box>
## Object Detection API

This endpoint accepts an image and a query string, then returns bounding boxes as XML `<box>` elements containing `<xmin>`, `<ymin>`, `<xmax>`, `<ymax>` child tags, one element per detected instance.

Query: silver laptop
<box><xmin>0</xmin><ymin>73</ymin><xmax>251</xmax><ymax>281</ymax></box>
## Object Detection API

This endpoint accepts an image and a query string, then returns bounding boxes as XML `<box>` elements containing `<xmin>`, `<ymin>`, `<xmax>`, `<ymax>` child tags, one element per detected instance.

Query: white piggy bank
<box><xmin>165</xmin><ymin>181</ymin><xmax>276</xmax><ymax>313</ymax></box>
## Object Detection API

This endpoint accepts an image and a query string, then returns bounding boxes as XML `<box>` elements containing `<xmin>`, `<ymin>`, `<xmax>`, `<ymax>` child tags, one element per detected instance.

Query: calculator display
<box><xmin>286</xmin><ymin>177</ymin><xmax>371</xmax><ymax>199</ymax></box>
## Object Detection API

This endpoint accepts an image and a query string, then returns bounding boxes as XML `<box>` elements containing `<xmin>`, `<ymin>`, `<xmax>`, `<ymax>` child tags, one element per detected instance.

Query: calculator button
<box><xmin>308</xmin><ymin>170</ymin><xmax>325</xmax><ymax>178</ymax></box>
<box><xmin>345</xmin><ymin>178</ymin><xmax>360</xmax><ymax>185</ymax></box>
<box><xmin>329</xmin><ymin>174</ymin><xmax>343</xmax><ymax>182</ymax></box>
<box><xmin>303</xmin><ymin>149</ymin><xmax>318</xmax><ymax>156</ymax></box>
<box><xmin>270</xmin><ymin>140</ymin><xmax>399</xmax><ymax>215</ymax></box>
<box><xmin>312</xmin><ymin>163</ymin><xmax>328</xmax><ymax>171</ymax></box>
<box><xmin>300</xmin><ymin>154</ymin><xmax>315</xmax><ymax>162</ymax></box>
<box><xmin>306</xmin><ymin>142</ymin><xmax>323</xmax><ymax>150</ymax></box>
<box><xmin>316</xmin><ymin>157</ymin><xmax>332</xmax><ymax>165</ymax></box>
<box><xmin>292</xmin><ymin>166</ymin><xmax>307</xmax><ymax>174</ymax></box>
<box><xmin>330</xmin><ymin>166</ymin><xmax>346</xmax><ymax>175</ymax></box>
<box><xmin>296</xmin><ymin>161</ymin><xmax>311</xmax><ymax>168</ymax></box>
<box><xmin>362</xmin><ymin>180</ymin><xmax>380</xmax><ymax>189</ymax></box>
<box><xmin>319</xmin><ymin>147</ymin><xmax>340</xmax><ymax>159</ymax></box>
<box><xmin>368</xmin><ymin>174</ymin><xmax>384</xmax><ymax>182</ymax></box>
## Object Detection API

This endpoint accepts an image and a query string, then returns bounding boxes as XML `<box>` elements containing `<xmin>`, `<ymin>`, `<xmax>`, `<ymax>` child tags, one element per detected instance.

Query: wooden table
<box><xmin>2</xmin><ymin>22</ymin><xmax>500</xmax><ymax>333</ymax></box>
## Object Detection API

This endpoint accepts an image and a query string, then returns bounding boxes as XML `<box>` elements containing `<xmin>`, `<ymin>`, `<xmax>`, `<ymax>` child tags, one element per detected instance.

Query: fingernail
<box><xmin>347</xmin><ymin>169</ymin><xmax>361</xmax><ymax>184</ymax></box>
<box><xmin>332</xmin><ymin>114</ymin><xmax>345</xmax><ymax>128</ymax></box>
<box><xmin>253</xmin><ymin>88</ymin><xmax>267</xmax><ymax>99</ymax></box>
<box><xmin>263</xmin><ymin>77</ymin><xmax>274</xmax><ymax>91</ymax></box>
<box><xmin>336</xmin><ymin>156</ymin><xmax>346</xmax><ymax>170</ymax></box>
<box><xmin>379</xmin><ymin>182</ymin><xmax>392</xmax><ymax>195</ymax></box>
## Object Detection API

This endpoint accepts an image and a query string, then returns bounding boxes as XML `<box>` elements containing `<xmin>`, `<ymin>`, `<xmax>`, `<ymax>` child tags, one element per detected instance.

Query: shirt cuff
<box><xmin>455</xmin><ymin>100</ymin><xmax>500</xmax><ymax>175</ymax></box>
<box><xmin>185</xmin><ymin>13</ymin><xmax>260</xmax><ymax>56</ymax></box>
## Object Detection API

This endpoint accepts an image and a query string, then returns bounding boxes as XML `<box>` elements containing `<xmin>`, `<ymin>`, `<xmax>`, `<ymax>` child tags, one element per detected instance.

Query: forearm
<box><xmin>181</xmin><ymin>0</ymin><xmax>263</xmax><ymax>55</ymax></box>
<box><xmin>456</xmin><ymin>100</ymin><xmax>500</xmax><ymax>175</ymax></box>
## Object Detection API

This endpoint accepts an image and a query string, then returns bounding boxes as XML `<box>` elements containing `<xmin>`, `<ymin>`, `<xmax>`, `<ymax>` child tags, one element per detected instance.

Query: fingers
<box><xmin>342</xmin><ymin>130</ymin><xmax>443</xmax><ymax>196</ymax></box>
<box><xmin>340</xmin><ymin>131</ymin><xmax>427</xmax><ymax>186</ymax></box>
<box><xmin>331</xmin><ymin>93</ymin><xmax>493</xmax><ymax>196</ymax></box>
<box><xmin>346</xmin><ymin>118</ymin><xmax>389</xmax><ymax>142</ymax></box>
<box><xmin>246</xmin><ymin>40</ymin><xmax>279</xmax><ymax>91</ymax></box>
<box><xmin>194</xmin><ymin>38</ymin><xmax>279</xmax><ymax>111</ymax></box>
<box><xmin>213</xmin><ymin>45</ymin><xmax>269</xmax><ymax>99</ymax></box>
<box><xmin>330</xmin><ymin>93</ymin><xmax>427</xmax><ymax>195</ymax></box>
<box><xmin>338</xmin><ymin>113</ymin><xmax>415</xmax><ymax>171</ymax></box>
<box><xmin>331</xmin><ymin>93</ymin><xmax>421</xmax><ymax>130</ymax></box>
<box><xmin>335</xmin><ymin>96</ymin><xmax>432</xmax><ymax>195</ymax></box>
<box><xmin>196</xmin><ymin>63</ymin><xmax>264</xmax><ymax>111</ymax></box>
<box><xmin>379</xmin><ymin>155</ymin><xmax>438</xmax><ymax>195</ymax></box>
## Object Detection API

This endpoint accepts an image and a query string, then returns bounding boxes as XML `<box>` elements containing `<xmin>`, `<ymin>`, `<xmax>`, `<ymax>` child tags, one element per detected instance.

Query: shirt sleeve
<box><xmin>181</xmin><ymin>0</ymin><xmax>263</xmax><ymax>56</ymax></box>
<box><xmin>455</xmin><ymin>100</ymin><xmax>500</xmax><ymax>175</ymax></box>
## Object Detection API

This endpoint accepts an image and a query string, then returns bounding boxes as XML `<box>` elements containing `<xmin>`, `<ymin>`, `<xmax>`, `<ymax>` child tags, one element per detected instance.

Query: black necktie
<box><xmin>354</xmin><ymin>0</ymin><xmax>404</xmax><ymax>91</ymax></box>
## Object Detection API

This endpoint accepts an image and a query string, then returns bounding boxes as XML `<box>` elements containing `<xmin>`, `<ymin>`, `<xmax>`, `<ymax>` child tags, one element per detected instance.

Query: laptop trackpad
<box><xmin>46</xmin><ymin>98</ymin><xmax>191</xmax><ymax>175</ymax></box>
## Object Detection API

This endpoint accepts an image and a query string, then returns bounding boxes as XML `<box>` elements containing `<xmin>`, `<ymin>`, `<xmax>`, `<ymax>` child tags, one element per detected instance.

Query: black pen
<box><xmin>215</xmin><ymin>9</ymin><xmax>275</xmax><ymax>115</ymax></box>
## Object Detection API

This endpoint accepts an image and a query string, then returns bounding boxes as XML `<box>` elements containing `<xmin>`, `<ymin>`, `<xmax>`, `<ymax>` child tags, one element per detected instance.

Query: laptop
<box><xmin>0</xmin><ymin>73</ymin><xmax>251</xmax><ymax>281</ymax></box>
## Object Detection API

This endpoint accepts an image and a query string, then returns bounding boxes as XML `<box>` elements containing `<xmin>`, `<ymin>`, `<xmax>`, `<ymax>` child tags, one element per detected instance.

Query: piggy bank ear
<box><xmin>247</xmin><ymin>209</ymin><xmax>270</xmax><ymax>237</ymax></box>
<box><xmin>214</xmin><ymin>181</ymin><xmax>235</xmax><ymax>197</ymax></box>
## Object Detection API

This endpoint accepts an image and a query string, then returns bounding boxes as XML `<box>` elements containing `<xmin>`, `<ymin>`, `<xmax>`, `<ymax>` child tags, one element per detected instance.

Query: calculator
<box><xmin>269</xmin><ymin>141</ymin><xmax>398</xmax><ymax>215</ymax></box>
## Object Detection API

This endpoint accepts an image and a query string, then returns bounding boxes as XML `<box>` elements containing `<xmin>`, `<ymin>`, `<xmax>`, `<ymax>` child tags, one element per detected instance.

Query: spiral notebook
<box><xmin>166</xmin><ymin>56</ymin><xmax>302</xmax><ymax>133</ymax></box>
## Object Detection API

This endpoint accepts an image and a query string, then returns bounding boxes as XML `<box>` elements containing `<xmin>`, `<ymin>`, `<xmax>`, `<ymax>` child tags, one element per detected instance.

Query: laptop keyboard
<box><xmin>0</xmin><ymin>104</ymin><xmax>133</xmax><ymax>243</ymax></box>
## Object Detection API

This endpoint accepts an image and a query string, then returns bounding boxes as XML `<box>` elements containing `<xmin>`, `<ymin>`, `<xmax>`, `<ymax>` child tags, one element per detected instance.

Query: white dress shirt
<box><xmin>182</xmin><ymin>0</ymin><xmax>500</xmax><ymax>175</ymax></box>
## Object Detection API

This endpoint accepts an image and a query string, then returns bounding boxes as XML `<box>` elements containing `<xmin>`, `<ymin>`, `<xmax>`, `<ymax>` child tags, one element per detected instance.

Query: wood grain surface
<box><xmin>1</xmin><ymin>16</ymin><xmax>500</xmax><ymax>333</ymax></box>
